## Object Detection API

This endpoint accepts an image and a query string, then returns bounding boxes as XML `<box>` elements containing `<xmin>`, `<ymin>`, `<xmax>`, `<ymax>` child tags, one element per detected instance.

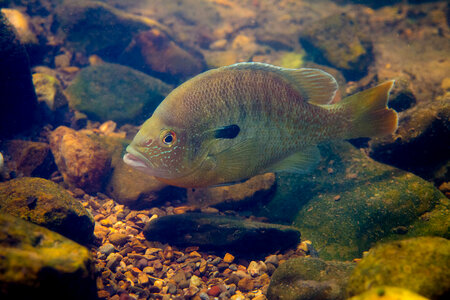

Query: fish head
<box><xmin>123</xmin><ymin>111</ymin><xmax>214</xmax><ymax>182</ymax></box>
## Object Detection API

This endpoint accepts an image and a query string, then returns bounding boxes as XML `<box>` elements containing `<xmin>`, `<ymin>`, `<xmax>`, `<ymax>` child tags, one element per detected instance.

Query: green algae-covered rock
<box><xmin>253</xmin><ymin>142</ymin><xmax>448</xmax><ymax>261</ymax></box>
<box><xmin>65</xmin><ymin>63</ymin><xmax>172</xmax><ymax>125</ymax></box>
<box><xmin>143</xmin><ymin>213</ymin><xmax>301</xmax><ymax>257</ymax></box>
<box><xmin>299</xmin><ymin>13</ymin><xmax>372</xmax><ymax>79</ymax></box>
<box><xmin>55</xmin><ymin>0</ymin><xmax>167</xmax><ymax>59</ymax></box>
<box><xmin>267</xmin><ymin>257</ymin><xmax>355</xmax><ymax>300</ymax></box>
<box><xmin>0</xmin><ymin>177</ymin><xmax>94</xmax><ymax>244</ymax></box>
<box><xmin>32</xmin><ymin>73</ymin><xmax>68</xmax><ymax>111</ymax></box>
<box><xmin>348</xmin><ymin>286</ymin><xmax>429</xmax><ymax>300</ymax></box>
<box><xmin>347</xmin><ymin>237</ymin><xmax>450</xmax><ymax>299</ymax></box>
<box><xmin>0</xmin><ymin>213</ymin><xmax>96</xmax><ymax>300</ymax></box>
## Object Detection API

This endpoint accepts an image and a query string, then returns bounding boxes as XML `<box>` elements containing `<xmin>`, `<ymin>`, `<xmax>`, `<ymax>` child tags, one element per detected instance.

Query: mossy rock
<box><xmin>348</xmin><ymin>286</ymin><xmax>429</xmax><ymax>300</ymax></box>
<box><xmin>252</xmin><ymin>142</ymin><xmax>448</xmax><ymax>261</ymax></box>
<box><xmin>299</xmin><ymin>13</ymin><xmax>372</xmax><ymax>79</ymax></box>
<box><xmin>346</xmin><ymin>237</ymin><xmax>450</xmax><ymax>299</ymax></box>
<box><xmin>65</xmin><ymin>63</ymin><xmax>172</xmax><ymax>125</ymax></box>
<box><xmin>267</xmin><ymin>256</ymin><xmax>355</xmax><ymax>300</ymax></box>
<box><xmin>0</xmin><ymin>177</ymin><xmax>94</xmax><ymax>244</ymax></box>
<box><xmin>0</xmin><ymin>213</ymin><xmax>96</xmax><ymax>299</ymax></box>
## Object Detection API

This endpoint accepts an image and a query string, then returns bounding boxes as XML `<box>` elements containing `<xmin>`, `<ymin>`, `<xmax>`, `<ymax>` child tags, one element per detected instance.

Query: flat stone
<box><xmin>0</xmin><ymin>213</ymin><xmax>96</xmax><ymax>299</ymax></box>
<box><xmin>108</xmin><ymin>233</ymin><xmax>129</xmax><ymax>246</ymax></box>
<box><xmin>0</xmin><ymin>177</ymin><xmax>94</xmax><ymax>244</ymax></box>
<box><xmin>267</xmin><ymin>257</ymin><xmax>355</xmax><ymax>300</ymax></box>
<box><xmin>143</xmin><ymin>213</ymin><xmax>300</xmax><ymax>257</ymax></box>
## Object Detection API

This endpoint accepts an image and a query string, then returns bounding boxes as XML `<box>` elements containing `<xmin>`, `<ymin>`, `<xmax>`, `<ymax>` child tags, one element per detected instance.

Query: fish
<box><xmin>123</xmin><ymin>62</ymin><xmax>397</xmax><ymax>188</ymax></box>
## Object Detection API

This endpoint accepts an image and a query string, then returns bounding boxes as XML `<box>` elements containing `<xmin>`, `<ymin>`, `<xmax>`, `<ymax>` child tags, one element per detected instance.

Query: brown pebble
<box><xmin>207</xmin><ymin>285</ymin><xmax>221</xmax><ymax>297</ymax></box>
<box><xmin>333</xmin><ymin>195</ymin><xmax>341</xmax><ymax>201</ymax></box>
<box><xmin>238</xmin><ymin>277</ymin><xmax>254</xmax><ymax>292</ymax></box>
<box><xmin>108</xmin><ymin>233</ymin><xmax>129</xmax><ymax>246</ymax></box>
<box><xmin>223</xmin><ymin>253</ymin><xmax>235</xmax><ymax>263</ymax></box>
<box><xmin>97</xmin><ymin>290</ymin><xmax>110</xmax><ymax>298</ymax></box>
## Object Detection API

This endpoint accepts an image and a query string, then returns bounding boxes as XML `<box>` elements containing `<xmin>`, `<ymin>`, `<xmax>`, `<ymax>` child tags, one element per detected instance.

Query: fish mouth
<box><xmin>123</xmin><ymin>146</ymin><xmax>155</xmax><ymax>173</ymax></box>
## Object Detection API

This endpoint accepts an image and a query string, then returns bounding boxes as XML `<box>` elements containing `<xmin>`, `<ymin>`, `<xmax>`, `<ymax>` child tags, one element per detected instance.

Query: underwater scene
<box><xmin>0</xmin><ymin>0</ymin><xmax>449</xmax><ymax>299</ymax></box>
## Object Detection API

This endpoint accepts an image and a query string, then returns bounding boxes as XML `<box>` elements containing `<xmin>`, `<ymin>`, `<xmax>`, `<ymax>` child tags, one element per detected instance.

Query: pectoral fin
<box><xmin>267</xmin><ymin>146</ymin><xmax>321</xmax><ymax>174</ymax></box>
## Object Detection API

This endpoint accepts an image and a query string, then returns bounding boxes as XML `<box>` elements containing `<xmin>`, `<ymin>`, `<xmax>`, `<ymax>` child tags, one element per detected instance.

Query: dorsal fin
<box><xmin>222</xmin><ymin>62</ymin><xmax>338</xmax><ymax>105</ymax></box>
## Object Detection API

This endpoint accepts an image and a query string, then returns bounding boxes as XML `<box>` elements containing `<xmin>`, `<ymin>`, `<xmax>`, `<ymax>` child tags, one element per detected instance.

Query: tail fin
<box><xmin>341</xmin><ymin>80</ymin><xmax>398</xmax><ymax>139</ymax></box>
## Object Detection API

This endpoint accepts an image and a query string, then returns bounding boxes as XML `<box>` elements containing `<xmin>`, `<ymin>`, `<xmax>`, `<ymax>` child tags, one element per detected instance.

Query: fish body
<box><xmin>124</xmin><ymin>62</ymin><xmax>397</xmax><ymax>187</ymax></box>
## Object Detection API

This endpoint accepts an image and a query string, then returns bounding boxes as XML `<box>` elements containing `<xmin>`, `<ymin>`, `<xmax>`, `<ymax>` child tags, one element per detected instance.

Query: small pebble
<box><xmin>223</xmin><ymin>253</ymin><xmax>235</xmax><ymax>263</ymax></box>
<box><xmin>98</xmin><ymin>243</ymin><xmax>115</xmax><ymax>256</ymax></box>
<box><xmin>237</xmin><ymin>277</ymin><xmax>254</xmax><ymax>292</ymax></box>
<box><xmin>108</xmin><ymin>233</ymin><xmax>129</xmax><ymax>246</ymax></box>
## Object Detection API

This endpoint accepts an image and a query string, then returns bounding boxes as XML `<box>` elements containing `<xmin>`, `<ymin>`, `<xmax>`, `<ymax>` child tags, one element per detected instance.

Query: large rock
<box><xmin>49</xmin><ymin>126</ymin><xmax>111</xmax><ymax>193</ymax></box>
<box><xmin>119</xmin><ymin>29</ymin><xmax>206</xmax><ymax>83</ymax></box>
<box><xmin>267</xmin><ymin>257</ymin><xmax>355</xmax><ymax>300</ymax></box>
<box><xmin>55</xmin><ymin>0</ymin><xmax>167</xmax><ymax>59</ymax></box>
<box><xmin>0</xmin><ymin>213</ymin><xmax>97</xmax><ymax>300</ymax></box>
<box><xmin>369</xmin><ymin>99</ymin><xmax>450</xmax><ymax>184</ymax></box>
<box><xmin>0</xmin><ymin>177</ymin><xmax>94</xmax><ymax>245</ymax></box>
<box><xmin>0</xmin><ymin>11</ymin><xmax>38</xmax><ymax>138</ymax></box>
<box><xmin>252</xmin><ymin>142</ymin><xmax>447</xmax><ymax>261</ymax></box>
<box><xmin>346</xmin><ymin>237</ymin><xmax>450</xmax><ymax>299</ymax></box>
<box><xmin>143</xmin><ymin>213</ymin><xmax>301</xmax><ymax>257</ymax></box>
<box><xmin>2</xmin><ymin>140</ymin><xmax>55</xmax><ymax>178</ymax></box>
<box><xmin>187</xmin><ymin>173</ymin><xmax>276</xmax><ymax>210</ymax></box>
<box><xmin>299</xmin><ymin>13</ymin><xmax>372</xmax><ymax>80</ymax></box>
<box><xmin>348</xmin><ymin>286</ymin><xmax>429</xmax><ymax>300</ymax></box>
<box><xmin>65</xmin><ymin>63</ymin><xmax>172</xmax><ymax>125</ymax></box>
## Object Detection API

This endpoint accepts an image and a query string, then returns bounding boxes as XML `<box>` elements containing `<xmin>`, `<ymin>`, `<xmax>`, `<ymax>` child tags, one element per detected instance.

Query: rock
<box><xmin>0</xmin><ymin>213</ymin><xmax>96</xmax><ymax>300</ymax></box>
<box><xmin>0</xmin><ymin>8</ymin><xmax>37</xmax><ymax>45</ymax></box>
<box><xmin>237</xmin><ymin>277</ymin><xmax>254</xmax><ymax>292</ymax></box>
<box><xmin>143</xmin><ymin>213</ymin><xmax>300</xmax><ymax>257</ymax></box>
<box><xmin>55</xmin><ymin>1</ymin><xmax>167</xmax><ymax>59</ymax></box>
<box><xmin>252</xmin><ymin>142</ymin><xmax>448</xmax><ymax>261</ymax></box>
<box><xmin>346</xmin><ymin>237</ymin><xmax>450</xmax><ymax>299</ymax></box>
<box><xmin>49</xmin><ymin>126</ymin><xmax>111</xmax><ymax>193</ymax></box>
<box><xmin>0</xmin><ymin>11</ymin><xmax>38</xmax><ymax>138</ymax></box>
<box><xmin>299</xmin><ymin>13</ymin><xmax>373</xmax><ymax>79</ymax></box>
<box><xmin>108</xmin><ymin>232</ymin><xmax>129</xmax><ymax>247</ymax></box>
<box><xmin>119</xmin><ymin>29</ymin><xmax>206</xmax><ymax>83</ymax></box>
<box><xmin>65</xmin><ymin>63</ymin><xmax>172</xmax><ymax>125</ymax></box>
<box><xmin>98</xmin><ymin>243</ymin><xmax>115</xmax><ymax>256</ymax></box>
<box><xmin>348</xmin><ymin>286</ymin><xmax>429</xmax><ymax>300</ymax></box>
<box><xmin>369</xmin><ymin>99</ymin><xmax>450</xmax><ymax>184</ymax></box>
<box><xmin>2</xmin><ymin>140</ymin><xmax>55</xmax><ymax>178</ymax></box>
<box><xmin>187</xmin><ymin>173</ymin><xmax>275</xmax><ymax>210</ymax></box>
<box><xmin>32</xmin><ymin>73</ymin><xmax>69</xmax><ymax>125</ymax></box>
<box><xmin>100</xmin><ymin>135</ymin><xmax>185</xmax><ymax>208</ymax></box>
<box><xmin>0</xmin><ymin>177</ymin><xmax>94</xmax><ymax>244</ymax></box>
<box><xmin>267</xmin><ymin>257</ymin><xmax>355</xmax><ymax>300</ymax></box>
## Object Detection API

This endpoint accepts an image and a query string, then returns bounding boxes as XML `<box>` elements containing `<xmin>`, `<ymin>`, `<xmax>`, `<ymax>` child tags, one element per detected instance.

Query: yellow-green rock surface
<box><xmin>0</xmin><ymin>213</ymin><xmax>96</xmax><ymax>299</ymax></box>
<box><xmin>0</xmin><ymin>177</ymin><xmax>94</xmax><ymax>244</ymax></box>
<box><xmin>347</xmin><ymin>237</ymin><xmax>450</xmax><ymax>299</ymax></box>
<box><xmin>349</xmin><ymin>286</ymin><xmax>429</xmax><ymax>300</ymax></box>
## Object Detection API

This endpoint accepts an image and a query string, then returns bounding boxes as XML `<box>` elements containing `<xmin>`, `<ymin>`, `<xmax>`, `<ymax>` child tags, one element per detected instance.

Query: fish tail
<box><xmin>341</xmin><ymin>80</ymin><xmax>398</xmax><ymax>139</ymax></box>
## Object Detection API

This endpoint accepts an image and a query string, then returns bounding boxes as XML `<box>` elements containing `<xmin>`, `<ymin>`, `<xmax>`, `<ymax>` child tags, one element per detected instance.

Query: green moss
<box><xmin>276</xmin><ymin>52</ymin><xmax>305</xmax><ymax>69</ymax></box>
<box><xmin>347</xmin><ymin>237</ymin><xmax>450</xmax><ymax>299</ymax></box>
<box><xmin>349</xmin><ymin>286</ymin><xmax>429</xmax><ymax>300</ymax></box>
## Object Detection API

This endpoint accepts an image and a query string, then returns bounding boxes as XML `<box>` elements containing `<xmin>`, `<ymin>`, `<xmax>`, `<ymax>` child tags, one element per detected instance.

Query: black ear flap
<box><xmin>214</xmin><ymin>124</ymin><xmax>240</xmax><ymax>139</ymax></box>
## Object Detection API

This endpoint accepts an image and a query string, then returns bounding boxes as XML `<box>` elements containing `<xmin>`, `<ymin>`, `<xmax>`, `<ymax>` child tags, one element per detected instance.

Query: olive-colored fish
<box><xmin>124</xmin><ymin>62</ymin><xmax>397</xmax><ymax>187</ymax></box>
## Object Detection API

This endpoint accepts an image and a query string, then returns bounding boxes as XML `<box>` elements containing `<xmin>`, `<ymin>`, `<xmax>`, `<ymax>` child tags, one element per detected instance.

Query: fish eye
<box><xmin>160</xmin><ymin>129</ymin><xmax>176</xmax><ymax>147</ymax></box>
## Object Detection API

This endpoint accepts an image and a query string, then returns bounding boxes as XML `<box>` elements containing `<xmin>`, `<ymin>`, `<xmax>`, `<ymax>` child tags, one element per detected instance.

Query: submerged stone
<box><xmin>348</xmin><ymin>286</ymin><xmax>429</xmax><ymax>300</ymax></box>
<box><xmin>0</xmin><ymin>11</ymin><xmax>38</xmax><ymax>138</ymax></box>
<box><xmin>253</xmin><ymin>141</ymin><xmax>448</xmax><ymax>261</ymax></box>
<box><xmin>267</xmin><ymin>257</ymin><xmax>355</xmax><ymax>300</ymax></box>
<box><xmin>0</xmin><ymin>177</ymin><xmax>94</xmax><ymax>244</ymax></box>
<box><xmin>299</xmin><ymin>13</ymin><xmax>372</xmax><ymax>79</ymax></box>
<box><xmin>49</xmin><ymin>126</ymin><xmax>111</xmax><ymax>193</ymax></box>
<box><xmin>143</xmin><ymin>213</ymin><xmax>300</xmax><ymax>257</ymax></box>
<box><xmin>369</xmin><ymin>98</ymin><xmax>450</xmax><ymax>184</ymax></box>
<box><xmin>346</xmin><ymin>237</ymin><xmax>450</xmax><ymax>299</ymax></box>
<box><xmin>55</xmin><ymin>1</ymin><xmax>167</xmax><ymax>59</ymax></box>
<box><xmin>0</xmin><ymin>213</ymin><xmax>97</xmax><ymax>300</ymax></box>
<box><xmin>65</xmin><ymin>63</ymin><xmax>172</xmax><ymax>125</ymax></box>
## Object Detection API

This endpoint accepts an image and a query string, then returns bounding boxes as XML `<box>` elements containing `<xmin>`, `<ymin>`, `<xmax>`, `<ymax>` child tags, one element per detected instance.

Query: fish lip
<box><xmin>123</xmin><ymin>145</ymin><xmax>154</xmax><ymax>169</ymax></box>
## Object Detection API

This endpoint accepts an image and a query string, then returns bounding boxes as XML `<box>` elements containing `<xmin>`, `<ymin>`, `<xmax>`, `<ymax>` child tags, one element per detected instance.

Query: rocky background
<box><xmin>0</xmin><ymin>0</ymin><xmax>449</xmax><ymax>299</ymax></box>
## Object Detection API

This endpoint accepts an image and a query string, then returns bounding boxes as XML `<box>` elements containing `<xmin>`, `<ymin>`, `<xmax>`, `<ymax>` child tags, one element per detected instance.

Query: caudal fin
<box><xmin>341</xmin><ymin>81</ymin><xmax>398</xmax><ymax>139</ymax></box>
